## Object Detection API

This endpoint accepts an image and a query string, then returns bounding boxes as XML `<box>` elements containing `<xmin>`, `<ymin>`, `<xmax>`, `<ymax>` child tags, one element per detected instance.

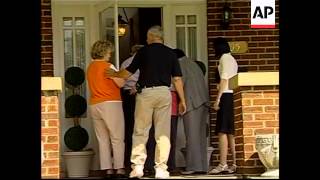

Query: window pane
<box><xmin>187</xmin><ymin>15</ymin><xmax>196</xmax><ymax>24</ymax></box>
<box><xmin>75</xmin><ymin>29</ymin><xmax>87</xmax><ymax>114</ymax></box>
<box><xmin>188</xmin><ymin>27</ymin><xmax>197</xmax><ymax>60</ymax></box>
<box><xmin>63</xmin><ymin>17</ymin><xmax>73</xmax><ymax>27</ymax></box>
<box><xmin>64</xmin><ymin>30</ymin><xmax>73</xmax><ymax>68</ymax></box>
<box><xmin>176</xmin><ymin>15</ymin><xmax>185</xmax><ymax>25</ymax></box>
<box><xmin>75</xmin><ymin>17</ymin><xmax>85</xmax><ymax>26</ymax></box>
<box><xmin>176</xmin><ymin>27</ymin><xmax>186</xmax><ymax>53</ymax></box>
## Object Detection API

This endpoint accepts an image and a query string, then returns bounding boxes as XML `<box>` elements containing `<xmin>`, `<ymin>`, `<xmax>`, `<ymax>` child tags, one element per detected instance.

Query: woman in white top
<box><xmin>209</xmin><ymin>37</ymin><xmax>238</xmax><ymax>174</ymax></box>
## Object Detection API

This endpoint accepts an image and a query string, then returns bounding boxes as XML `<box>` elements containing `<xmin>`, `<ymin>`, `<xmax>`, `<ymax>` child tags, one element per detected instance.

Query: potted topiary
<box><xmin>62</xmin><ymin>67</ymin><xmax>94</xmax><ymax>178</ymax></box>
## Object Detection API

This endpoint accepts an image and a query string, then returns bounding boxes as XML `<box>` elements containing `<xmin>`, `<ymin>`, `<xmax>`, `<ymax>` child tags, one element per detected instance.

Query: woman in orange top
<box><xmin>87</xmin><ymin>40</ymin><xmax>126</xmax><ymax>178</ymax></box>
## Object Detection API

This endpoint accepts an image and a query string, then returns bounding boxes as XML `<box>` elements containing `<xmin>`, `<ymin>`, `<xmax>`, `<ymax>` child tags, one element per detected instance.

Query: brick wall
<box><xmin>207</xmin><ymin>0</ymin><xmax>279</xmax><ymax>168</ymax></box>
<box><xmin>41</xmin><ymin>0</ymin><xmax>54</xmax><ymax>76</ymax></box>
<box><xmin>41</xmin><ymin>95</ymin><xmax>60</xmax><ymax>179</ymax></box>
<box><xmin>233</xmin><ymin>86</ymin><xmax>279</xmax><ymax>174</ymax></box>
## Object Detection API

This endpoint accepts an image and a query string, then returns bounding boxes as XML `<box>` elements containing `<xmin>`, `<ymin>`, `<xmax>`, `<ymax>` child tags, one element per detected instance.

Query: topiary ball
<box><xmin>64</xmin><ymin>125</ymin><xmax>89</xmax><ymax>151</ymax></box>
<box><xmin>65</xmin><ymin>66</ymin><xmax>85</xmax><ymax>86</ymax></box>
<box><xmin>65</xmin><ymin>95</ymin><xmax>87</xmax><ymax>117</ymax></box>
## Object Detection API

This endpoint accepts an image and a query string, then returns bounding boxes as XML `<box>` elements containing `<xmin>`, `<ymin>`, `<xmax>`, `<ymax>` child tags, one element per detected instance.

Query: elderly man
<box><xmin>106</xmin><ymin>26</ymin><xmax>186</xmax><ymax>179</ymax></box>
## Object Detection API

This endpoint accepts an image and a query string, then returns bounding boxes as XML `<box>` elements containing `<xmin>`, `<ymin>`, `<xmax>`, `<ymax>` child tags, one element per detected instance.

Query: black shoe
<box><xmin>104</xmin><ymin>174</ymin><xmax>113</xmax><ymax>179</ymax></box>
<box><xmin>113</xmin><ymin>174</ymin><xmax>128</xmax><ymax>179</ymax></box>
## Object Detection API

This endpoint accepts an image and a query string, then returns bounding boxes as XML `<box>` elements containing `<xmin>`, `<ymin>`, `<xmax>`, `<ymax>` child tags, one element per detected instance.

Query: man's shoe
<box><xmin>129</xmin><ymin>165</ymin><xmax>144</xmax><ymax>178</ymax></box>
<box><xmin>155</xmin><ymin>168</ymin><xmax>170</xmax><ymax>179</ymax></box>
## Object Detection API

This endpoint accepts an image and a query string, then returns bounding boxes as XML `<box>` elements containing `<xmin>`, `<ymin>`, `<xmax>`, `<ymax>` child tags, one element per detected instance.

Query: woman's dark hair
<box><xmin>173</xmin><ymin>48</ymin><xmax>186</xmax><ymax>59</ymax></box>
<box><xmin>213</xmin><ymin>37</ymin><xmax>230</xmax><ymax>59</ymax></box>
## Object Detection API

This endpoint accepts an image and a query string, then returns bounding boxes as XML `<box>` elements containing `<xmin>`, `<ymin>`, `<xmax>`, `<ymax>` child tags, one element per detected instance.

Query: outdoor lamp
<box><xmin>221</xmin><ymin>3</ymin><xmax>232</xmax><ymax>30</ymax></box>
<box><xmin>118</xmin><ymin>15</ymin><xmax>128</xmax><ymax>37</ymax></box>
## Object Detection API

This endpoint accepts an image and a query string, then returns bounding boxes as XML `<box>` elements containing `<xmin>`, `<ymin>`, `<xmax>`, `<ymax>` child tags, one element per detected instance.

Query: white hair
<box><xmin>147</xmin><ymin>25</ymin><xmax>164</xmax><ymax>40</ymax></box>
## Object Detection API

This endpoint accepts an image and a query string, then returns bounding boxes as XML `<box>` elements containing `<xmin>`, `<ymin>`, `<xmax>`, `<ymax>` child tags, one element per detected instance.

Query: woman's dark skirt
<box><xmin>215</xmin><ymin>93</ymin><xmax>235</xmax><ymax>135</ymax></box>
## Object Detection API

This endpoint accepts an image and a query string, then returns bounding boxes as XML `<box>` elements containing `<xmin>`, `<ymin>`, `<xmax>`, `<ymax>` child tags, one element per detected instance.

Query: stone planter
<box><xmin>255</xmin><ymin>134</ymin><xmax>279</xmax><ymax>177</ymax></box>
<box><xmin>63</xmin><ymin>150</ymin><xmax>94</xmax><ymax>178</ymax></box>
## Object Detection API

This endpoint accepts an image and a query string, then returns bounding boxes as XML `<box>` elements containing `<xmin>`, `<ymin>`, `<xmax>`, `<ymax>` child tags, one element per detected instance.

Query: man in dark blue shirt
<box><xmin>106</xmin><ymin>25</ymin><xmax>186</xmax><ymax>179</ymax></box>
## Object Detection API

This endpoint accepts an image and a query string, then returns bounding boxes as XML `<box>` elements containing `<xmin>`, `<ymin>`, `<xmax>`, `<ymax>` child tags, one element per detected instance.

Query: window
<box><xmin>175</xmin><ymin>15</ymin><xmax>198</xmax><ymax>60</ymax></box>
<box><xmin>63</xmin><ymin>17</ymin><xmax>87</xmax><ymax>118</ymax></box>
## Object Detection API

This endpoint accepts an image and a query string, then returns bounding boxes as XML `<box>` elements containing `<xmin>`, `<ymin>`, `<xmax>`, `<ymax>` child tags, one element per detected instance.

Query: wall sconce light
<box><xmin>118</xmin><ymin>8</ymin><xmax>129</xmax><ymax>37</ymax></box>
<box><xmin>221</xmin><ymin>3</ymin><xmax>232</xmax><ymax>30</ymax></box>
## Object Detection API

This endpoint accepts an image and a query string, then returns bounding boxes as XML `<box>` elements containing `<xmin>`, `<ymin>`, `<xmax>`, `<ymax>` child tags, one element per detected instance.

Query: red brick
<box><xmin>41</xmin><ymin>105</ymin><xmax>46</xmax><ymax>112</ymax></box>
<box><xmin>259</xmin><ymin>66</ymin><xmax>275</xmax><ymax>70</ymax></box>
<box><xmin>249</xmin><ymin>48</ymin><xmax>265</xmax><ymax>53</ymax></box>
<box><xmin>244</xmin><ymin>144</ymin><xmax>254</xmax><ymax>151</ymax></box>
<box><xmin>257</xmin><ymin>31</ymin><xmax>274</xmax><ymax>35</ymax></box>
<box><xmin>241</xmin><ymin>31</ymin><xmax>257</xmax><ymax>36</ymax></box>
<box><xmin>42</xmin><ymin>128</ymin><xmax>58</xmax><ymax>135</ymax></box>
<box><xmin>234</xmin><ymin>107</ymin><xmax>242</xmax><ymax>115</ymax></box>
<box><xmin>41</xmin><ymin>52</ymin><xmax>53</xmax><ymax>58</ymax></box>
<box><xmin>241</xmin><ymin>19</ymin><xmax>250</xmax><ymax>24</ymax></box>
<box><xmin>243</xmin><ymin>107</ymin><xmax>263</xmax><ymax>113</ymax></box>
<box><xmin>208</xmin><ymin>31</ymin><xmax>224</xmax><ymax>36</ymax></box>
<box><xmin>41</xmin><ymin>113</ymin><xmax>58</xmax><ymax>119</ymax></box>
<box><xmin>48</xmin><ymin>152</ymin><xmax>59</xmax><ymax>158</ymax></box>
<box><xmin>44</xmin><ymin>144</ymin><xmax>58</xmax><ymax>151</ymax></box>
<box><xmin>42</xmin><ymin>160</ymin><xmax>59</xmax><ymax>167</ymax></box>
<box><xmin>243</xmin><ymin>128</ymin><xmax>253</xmax><ymax>136</ymax></box>
<box><xmin>255</xmin><ymin>114</ymin><xmax>275</xmax><ymax>121</ymax></box>
<box><xmin>41</xmin><ymin>41</ymin><xmax>53</xmax><ymax>46</ymax></box>
<box><xmin>266</xmin><ymin>48</ymin><xmax>279</xmax><ymax>53</ymax></box>
<box><xmin>250</xmin><ymin>60</ymin><xmax>266</xmax><ymax>65</ymax></box>
<box><xmin>239</xmin><ymin>7</ymin><xmax>250</xmax><ymax>13</ymax></box>
<box><xmin>41</xmin><ymin>168</ymin><xmax>47</xmax><ymax>175</ymax></box>
<box><xmin>43</xmin><ymin>35</ymin><xmax>53</xmax><ymax>40</ymax></box>
<box><xmin>48</xmin><ymin>120</ymin><xmax>58</xmax><ymax>127</ymax></box>
<box><xmin>238</xmin><ymin>60</ymin><xmax>249</xmax><ymax>65</ymax></box>
<box><xmin>47</xmin><ymin>136</ymin><xmax>58</xmax><ymax>143</ymax></box>
<box><xmin>47</xmin><ymin>105</ymin><xmax>58</xmax><ymax>112</ymax></box>
<box><xmin>234</xmin><ymin>100</ymin><xmax>242</xmax><ymax>107</ymax></box>
<box><xmin>226</xmin><ymin>31</ymin><xmax>241</xmax><ymax>36</ymax></box>
<box><xmin>259</xmin><ymin>54</ymin><xmax>274</xmax><ymax>58</ymax></box>
<box><xmin>263</xmin><ymin>92</ymin><xmax>279</xmax><ymax>98</ymax></box>
<box><xmin>268</xmin><ymin>36</ymin><xmax>279</xmax><ymax>41</ymax></box>
<box><xmin>236</xmin><ymin>152</ymin><xmax>244</xmax><ymax>159</ymax></box>
<box><xmin>276</xmin><ymin>128</ymin><xmax>279</xmax><ymax>133</ymax></box>
<box><xmin>41</xmin><ymin>136</ymin><xmax>46</xmax><ymax>142</ymax></box>
<box><xmin>264</xmin><ymin>106</ymin><xmax>279</xmax><ymax>113</ymax></box>
<box><xmin>255</xmin><ymin>128</ymin><xmax>275</xmax><ymax>135</ymax></box>
<box><xmin>251</xmin><ymin>37</ymin><xmax>268</xmax><ymax>41</ymax></box>
<box><xmin>241</xmin><ymin>54</ymin><xmax>258</xmax><ymax>59</ymax></box>
<box><xmin>235</xmin><ymin>137</ymin><xmax>244</xmax><ymax>144</ymax></box>
<box><xmin>48</xmin><ymin>167</ymin><xmax>59</xmax><ymax>175</ymax></box>
<box><xmin>232</xmin><ymin>1</ymin><xmax>250</xmax><ymax>7</ymax></box>
<box><xmin>242</xmin><ymin>99</ymin><xmax>251</xmax><ymax>106</ymax></box>
<box><xmin>248</xmin><ymin>42</ymin><xmax>258</xmax><ymax>47</ymax></box>
<box><xmin>242</xmin><ymin>92</ymin><xmax>263</xmax><ymax>98</ymax></box>
<box><xmin>234</xmin><ymin>114</ymin><xmax>242</xmax><ymax>121</ymax></box>
<box><xmin>265</xmin><ymin>121</ymin><xmax>279</xmax><ymax>127</ymax></box>
<box><xmin>41</xmin><ymin>29</ymin><xmax>52</xmax><ymax>34</ymax></box>
<box><xmin>233</xmin><ymin>25</ymin><xmax>249</xmax><ymax>30</ymax></box>
<box><xmin>235</xmin><ymin>122</ymin><xmax>243</xmax><ymax>129</ymax></box>
<box><xmin>42</xmin><ymin>10</ymin><xmax>51</xmax><ymax>16</ymax></box>
<box><xmin>41</xmin><ymin>121</ymin><xmax>46</xmax><ymax>127</ymax></box>
<box><xmin>243</xmin><ymin>121</ymin><xmax>263</xmax><ymax>128</ymax></box>
<box><xmin>42</xmin><ymin>71</ymin><xmax>54</xmax><ymax>76</ymax></box>
<box><xmin>275</xmin><ymin>99</ymin><xmax>279</xmax><ymax>105</ymax></box>
<box><xmin>243</xmin><ymin>114</ymin><xmax>253</xmax><ymax>121</ymax></box>
<box><xmin>266</xmin><ymin>60</ymin><xmax>279</xmax><ymax>64</ymax></box>
<box><xmin>258</xmin><ymin>42</ymin><xmax>274</xmax><ymax>47</ymax></box>
<box><xmin>247</xmin><ymin>66</ymin><xmax>258</xmax><ymax>71</ymax></box>
<box><xmin>244</xmin><ymin>137</ymin><xmax>256</xmax><ymax>144</ymax></box>
<box><xmin>253</xmin><ymin>99</ymin><xmax>274</xmax><ymax>105</ymax></box>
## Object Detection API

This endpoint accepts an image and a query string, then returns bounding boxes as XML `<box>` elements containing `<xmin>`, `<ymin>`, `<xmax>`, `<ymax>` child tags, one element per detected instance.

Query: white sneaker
<box><xmin>129</xmin><ymin>165</ymin><xmax>144</xmax><ymax>178</ymax></box>
<box><xmin>155</xmin><ymin>168</ymin><xmax>170</xmax><ymax>179</ymax></box>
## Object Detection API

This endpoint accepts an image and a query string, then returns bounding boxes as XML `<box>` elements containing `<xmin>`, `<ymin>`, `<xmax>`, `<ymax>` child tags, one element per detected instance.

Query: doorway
<box><xmin>100</xmin><ymin>7</ymin><xmax>162</xmax><ymax>66</ymax></box>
